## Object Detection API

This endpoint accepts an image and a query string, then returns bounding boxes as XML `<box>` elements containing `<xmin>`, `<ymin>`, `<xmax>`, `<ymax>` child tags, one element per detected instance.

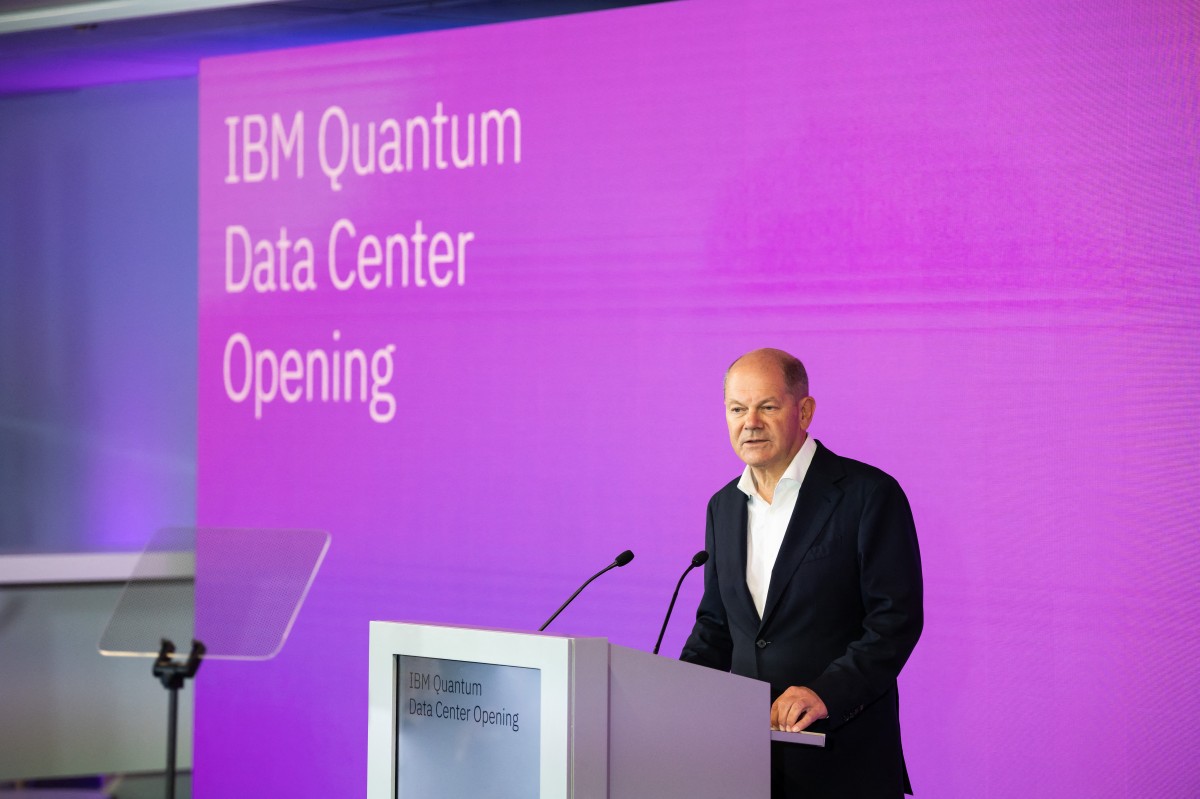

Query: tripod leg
<box><xmin>166</xmin><ymin>684</ymin><xmax>178</xmax><ymax>799</ymax></box>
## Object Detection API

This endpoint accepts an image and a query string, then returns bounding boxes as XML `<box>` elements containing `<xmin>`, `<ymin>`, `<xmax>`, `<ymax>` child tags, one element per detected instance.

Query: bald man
<box><xmin>681</xmin><ymin>349</ymin><xmax>923</xmax><ymax>798</ymax></box>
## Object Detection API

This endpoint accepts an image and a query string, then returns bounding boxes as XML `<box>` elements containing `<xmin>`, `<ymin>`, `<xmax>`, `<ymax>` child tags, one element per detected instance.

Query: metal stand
<box><xmin>153</xmin><ymin>638</ymin><xmax>205</xmax><ymax>799</ymax></box>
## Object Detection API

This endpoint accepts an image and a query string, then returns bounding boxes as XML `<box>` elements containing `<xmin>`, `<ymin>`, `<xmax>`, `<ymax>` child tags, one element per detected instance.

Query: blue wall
<box><xmin>0</xmin><ymin>78</ymin><xmax>198</xmax><ymax>552</ymax></box>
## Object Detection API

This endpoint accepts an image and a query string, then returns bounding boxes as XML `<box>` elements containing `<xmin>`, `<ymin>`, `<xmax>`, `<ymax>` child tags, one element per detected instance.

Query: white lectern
<box><xmin>367</xmin><ymin>621</ymin><xmax>771</xmax><ymax>799</ymax></box>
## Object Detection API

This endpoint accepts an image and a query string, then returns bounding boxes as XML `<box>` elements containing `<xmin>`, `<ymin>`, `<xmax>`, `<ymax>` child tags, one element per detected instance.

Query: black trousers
<box><xmin>769</xmin><ymin>737</ymin><xmax>911</xmax><ymax>799</ymax></box>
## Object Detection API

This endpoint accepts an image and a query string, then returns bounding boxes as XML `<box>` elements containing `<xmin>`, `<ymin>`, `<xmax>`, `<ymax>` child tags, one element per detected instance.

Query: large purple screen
<box><xmin>197</xmin><ymin>1</ymin><xmax>1199</xmax><ymax>796</ymax></box>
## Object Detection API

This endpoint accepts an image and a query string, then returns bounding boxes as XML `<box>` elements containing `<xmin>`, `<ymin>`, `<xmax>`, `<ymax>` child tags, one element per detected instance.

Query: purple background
<box><xmin>197</xmin><ymin>1</ymin><xmax>1199</xmax><ymax>796</ymax></box>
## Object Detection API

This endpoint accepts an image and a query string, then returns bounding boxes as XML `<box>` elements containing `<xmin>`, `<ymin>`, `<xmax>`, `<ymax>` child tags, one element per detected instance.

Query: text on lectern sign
<box><xmin>395</xmin><ymin>655</ymin><xmax>541</xmax><ymax>798</ymax></box>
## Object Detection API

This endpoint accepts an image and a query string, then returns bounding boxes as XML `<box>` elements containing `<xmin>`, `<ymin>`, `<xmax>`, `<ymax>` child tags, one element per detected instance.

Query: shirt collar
<box><xmin>736</xmin><ymin>434</ymin><xmax>818</xmax><ymax>501</ymax></box>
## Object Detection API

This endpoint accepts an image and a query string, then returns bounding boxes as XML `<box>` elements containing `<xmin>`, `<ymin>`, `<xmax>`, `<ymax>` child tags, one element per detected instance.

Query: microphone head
<box><xmin>691</xmin><ymin>550</ymin><xmax>710</xmax><ymax>567</ymax></box>
<box><xmin>614</xmin><ymin>549</ymin><xmax>635</xmax><ymax>567</ymax></box>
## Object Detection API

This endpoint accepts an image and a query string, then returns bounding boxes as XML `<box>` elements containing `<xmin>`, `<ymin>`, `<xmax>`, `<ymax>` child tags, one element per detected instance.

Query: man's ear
<box><xmin>800</xmin><ymin>395</ymin><xmax>816</xmax><ymax>428</ymax></box>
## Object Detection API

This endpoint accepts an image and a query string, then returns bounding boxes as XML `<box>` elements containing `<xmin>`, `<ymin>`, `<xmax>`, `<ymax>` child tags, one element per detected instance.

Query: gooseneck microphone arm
<box><xmin>653</xmin><ymin>550</ymin><xmax>709</xmax><ymax>655</ymax></box>
<box><xmin>539</xmin><ymin>549</ymin><xmax>635</xmax><ymax>632</ymax></box>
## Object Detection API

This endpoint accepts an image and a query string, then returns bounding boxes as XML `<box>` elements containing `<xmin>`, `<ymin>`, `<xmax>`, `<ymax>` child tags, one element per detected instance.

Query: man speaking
<box><xmin>681</xmin><ymin>348</ymin><xmax>923</xmax><ymax>798</ymax></box>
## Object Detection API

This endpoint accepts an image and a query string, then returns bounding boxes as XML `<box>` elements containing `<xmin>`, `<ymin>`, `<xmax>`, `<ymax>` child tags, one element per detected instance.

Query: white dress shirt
<box><xmin>736</xmin><ymin>435</ymin><xmax>818</xmax><ymax>619</ymax></box>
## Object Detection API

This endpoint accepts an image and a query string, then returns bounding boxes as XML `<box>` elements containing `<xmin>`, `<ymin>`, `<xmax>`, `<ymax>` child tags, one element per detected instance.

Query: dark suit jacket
<box><xmin>681</xmin><ymin>441</ymin><xmax>923</xmax><ymax>798</ymax></box>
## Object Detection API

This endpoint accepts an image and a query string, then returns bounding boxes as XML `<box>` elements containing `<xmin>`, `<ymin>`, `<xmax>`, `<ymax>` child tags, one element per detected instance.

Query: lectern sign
<box><xmin>395</xmin><ymin>655</ymin><xmax>540</xmax><ymax>798</ymax></box>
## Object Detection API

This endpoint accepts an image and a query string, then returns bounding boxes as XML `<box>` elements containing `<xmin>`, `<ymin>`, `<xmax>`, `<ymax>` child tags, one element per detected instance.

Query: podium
<box><xmin>367</xmin><ymin>621</ymin><xmax>771</xmax><ymax>798</ymax></box>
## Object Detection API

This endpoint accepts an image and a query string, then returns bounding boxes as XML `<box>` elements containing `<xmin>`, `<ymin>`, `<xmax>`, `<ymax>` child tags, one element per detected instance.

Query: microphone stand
<box><xmin>539</xmin><ymin>550</ymin><xmax>634</xmax><ymax>631</ymax></box>
<box><xmin>653</xmin><ymin>551</ymin><xmax>708</xmax><ymax>655</ymax></box>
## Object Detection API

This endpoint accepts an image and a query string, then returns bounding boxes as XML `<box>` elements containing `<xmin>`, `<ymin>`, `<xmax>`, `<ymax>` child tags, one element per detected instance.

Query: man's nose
<box><xmin>745</xmin><ymin>408</ymin><xmax>762</xmax><ymax>427</ymax></box>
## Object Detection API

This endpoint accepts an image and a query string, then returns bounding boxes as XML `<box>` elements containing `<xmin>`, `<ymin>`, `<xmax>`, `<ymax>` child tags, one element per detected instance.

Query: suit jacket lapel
<box><xmin>758</xmin><ymin>442</ymin><xmax>844</xmax><ymax>632</ymax></box>
<box><xmin>717</xmin><ymin>486</ymin><xmax>760</xmax><ymax>624</ymax></box>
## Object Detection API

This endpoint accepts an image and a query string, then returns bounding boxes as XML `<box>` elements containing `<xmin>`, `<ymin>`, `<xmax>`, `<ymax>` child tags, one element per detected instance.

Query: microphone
<box><xmin>652</xmin><ymin>550</ymin><xmax>709</xmax><ymax>655</ymax></box>
<box><xmin>539</xmin><ymin>549</ymin><xmax>635</xmax><ymax>632</ymax></box>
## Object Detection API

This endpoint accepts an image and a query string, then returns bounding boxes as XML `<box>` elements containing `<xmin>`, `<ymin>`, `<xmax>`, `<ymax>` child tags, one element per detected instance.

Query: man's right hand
<box><xmin>770</xmin><ymin>685</ymin><xmax>828</xmax><ymax>732</ymax></box>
